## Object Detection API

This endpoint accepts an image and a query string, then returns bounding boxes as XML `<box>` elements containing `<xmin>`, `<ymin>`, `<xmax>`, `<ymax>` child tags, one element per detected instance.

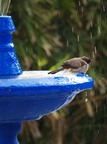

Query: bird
<box><xmin>48</xmin><ymin>56</ymin><xmax>93</xmax><ymax>74</ymax></box>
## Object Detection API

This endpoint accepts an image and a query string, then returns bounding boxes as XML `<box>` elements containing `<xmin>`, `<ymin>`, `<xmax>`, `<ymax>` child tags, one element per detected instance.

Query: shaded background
<box><xmin>6</xmin><ymin>0</ymin><xmax>107</xmax><ymax>143</ymax></box>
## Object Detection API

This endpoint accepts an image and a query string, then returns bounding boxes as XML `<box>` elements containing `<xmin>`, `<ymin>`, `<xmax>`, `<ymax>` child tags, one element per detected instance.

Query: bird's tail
<box><xmin>48</xmin><ymin>67</ymin><xmax>63</xmax><ymax>74</ymax></box>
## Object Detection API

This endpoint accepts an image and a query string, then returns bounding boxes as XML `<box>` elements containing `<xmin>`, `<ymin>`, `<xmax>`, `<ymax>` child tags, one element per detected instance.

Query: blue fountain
<box><xmin>0</xmin><ymin>16</ymin><xmax>94</xmax><ymax>144</ymax></box>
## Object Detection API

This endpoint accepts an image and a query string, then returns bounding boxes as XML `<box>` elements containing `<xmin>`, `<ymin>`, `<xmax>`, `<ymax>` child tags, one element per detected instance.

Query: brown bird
<box><xmin>48</xmin><ymin>56</ymin><xmax>92</xmax><ymax>74</ymax></box>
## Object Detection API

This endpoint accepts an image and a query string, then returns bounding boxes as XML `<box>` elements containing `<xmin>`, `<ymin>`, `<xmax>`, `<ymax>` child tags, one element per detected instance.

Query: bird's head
<box><xmin>81</xmin><ymin>56</ymin><xmax>93</xmax><ymax>64</ymax></box>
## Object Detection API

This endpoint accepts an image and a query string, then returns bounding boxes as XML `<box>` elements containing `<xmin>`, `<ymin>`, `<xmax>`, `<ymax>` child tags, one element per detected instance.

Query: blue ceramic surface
<box><xmin>0</xmin><ymin>16</ymin><xmax>22</xmax><ymax>76</ymax></box>
<box><xmin>0</xmin><ymin>71</ymin><xmax>94</xmax><ymax>122</ymax></box>
<box><xmin>0</xmin><ymin>123</ymin><xmax>21</xmax><ymax>144</ymax></box>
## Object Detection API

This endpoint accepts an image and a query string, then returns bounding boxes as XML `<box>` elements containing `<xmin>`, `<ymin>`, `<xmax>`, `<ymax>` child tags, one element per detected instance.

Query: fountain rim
<box><xmin>0</xmin><ymin>71</ymin><xmax>94</xmax><ymax>98</ymax></box>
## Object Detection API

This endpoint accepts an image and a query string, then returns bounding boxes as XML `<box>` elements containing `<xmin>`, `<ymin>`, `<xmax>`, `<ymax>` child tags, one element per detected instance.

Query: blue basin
<box><xmin>0</xmin><ymin>71</ymin><xmax>93</xmax><ymax>122</ymax></box>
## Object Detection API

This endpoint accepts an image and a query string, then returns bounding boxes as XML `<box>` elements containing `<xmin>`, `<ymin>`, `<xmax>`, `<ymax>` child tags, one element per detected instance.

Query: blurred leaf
<box><xmin>0</xmin><ymin>0</ymin><xmax>11</xmax><ymax>15</ymax></box>
<box><xmin>37</xmin><ymin>58</ymin><xmax>48</xmax><ymax>69</ymax></box>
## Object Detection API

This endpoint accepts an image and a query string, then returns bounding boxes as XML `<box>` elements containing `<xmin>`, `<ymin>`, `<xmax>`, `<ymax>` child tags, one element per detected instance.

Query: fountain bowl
<box><xmin>0</xmin><ymin>71</ymin><xmax>94</xmax><ymax>123</ymax></box>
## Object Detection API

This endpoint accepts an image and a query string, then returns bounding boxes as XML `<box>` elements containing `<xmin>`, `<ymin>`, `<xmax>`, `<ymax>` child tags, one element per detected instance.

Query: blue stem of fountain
<box><xmin>0</xmin><ymin>123</ymin><xmax>21</xmax><ymax>144</ymax></box>
<box><xmin>0</xmin><ymin>16</ymin><xmax>22</xmax><ymax>76</ymax></box>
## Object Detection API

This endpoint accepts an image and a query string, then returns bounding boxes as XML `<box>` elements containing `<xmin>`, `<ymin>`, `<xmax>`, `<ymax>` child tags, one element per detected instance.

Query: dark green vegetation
<box><xmin>9</xmin><ymin>0</ymin><xmax>107</xmax><ymax>143</ymax></box>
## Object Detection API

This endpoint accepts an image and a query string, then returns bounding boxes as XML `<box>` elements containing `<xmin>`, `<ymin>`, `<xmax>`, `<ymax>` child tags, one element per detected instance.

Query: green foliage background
<box><xmin>7</xmin><ymin>0</ymin><xmax>107</xmax><ymax>143</ymax></box>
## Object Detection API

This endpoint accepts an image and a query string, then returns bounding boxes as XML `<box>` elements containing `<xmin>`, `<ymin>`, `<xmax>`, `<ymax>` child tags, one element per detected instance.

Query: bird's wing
<box><xmin>62</xmin><ymin>58</ymin><xmax>86</xmax><ymax>69</ymax></box>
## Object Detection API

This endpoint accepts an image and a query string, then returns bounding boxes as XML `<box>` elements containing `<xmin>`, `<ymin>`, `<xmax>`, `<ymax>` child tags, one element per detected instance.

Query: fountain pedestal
<box><xmin>0</xmin><ymin>16</ymin><xmax>94</xmax><ymax>144</ymax></box>
<box><xmin>0</xmin><ymin>123</ymin><xmax>21</xmax><ymax>144</ymax></box>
